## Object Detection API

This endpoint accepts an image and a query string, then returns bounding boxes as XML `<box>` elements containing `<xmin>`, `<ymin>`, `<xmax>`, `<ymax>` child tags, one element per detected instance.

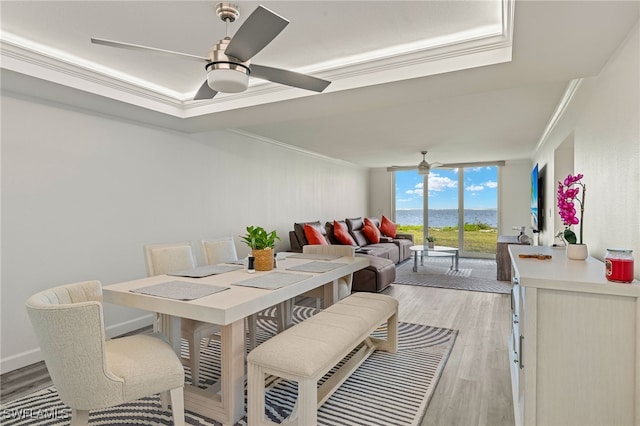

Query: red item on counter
<box><xmin>605</xmin><ymin>249</ymin><xmax>634</xmax><ymax>283</ymax></box>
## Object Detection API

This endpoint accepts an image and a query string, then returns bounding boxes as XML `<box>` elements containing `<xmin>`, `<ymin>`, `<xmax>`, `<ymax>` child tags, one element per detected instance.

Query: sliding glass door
<box><xmin>394</xmin><ymin>165</ymin><xmax>498</xmax><ymax>257</ymax></box>
<box><xmin>460</xmin><ymin>166</ymin><xmax>498</xmax><ymax>257</ymax></box>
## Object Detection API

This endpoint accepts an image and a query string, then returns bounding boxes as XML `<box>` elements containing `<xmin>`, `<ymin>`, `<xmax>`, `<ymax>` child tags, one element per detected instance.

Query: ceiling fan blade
<box><xmin>439</xmin><ymin>160</ymin><xmax>506</xmax><ymax>168</ymax></box>
<box><xmin>91</xmin><ymin>38</ymin><xmax>208</xmax><ymax>62</ymax></box>
<box><xmin>387</xmin><ymin>160</ymin><xmax>506</xmax><ymax>173</ymax></box>
<box><xmin>224</xmin><ymin>6</ymin><xmax>289</xmax><ymax>62</ymax></box>
<box><xmin>386</xmin><ymin>166</ymin><xmax>417</xmax><ymax>172</ymax></box>
<box><xmin>251</xmin><ymin>64</ymin><xmax>330</xmax><ymax>92</ymax></box>
<box><xmin>193</xmin><ymin>81</ymin><xmax>218</xmax><ymax>100</ymax></box>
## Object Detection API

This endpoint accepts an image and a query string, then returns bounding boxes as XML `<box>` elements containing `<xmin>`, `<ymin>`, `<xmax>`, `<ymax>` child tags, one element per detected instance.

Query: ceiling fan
<box><xmin>91</xmin><ymin>2</ymin><xmax>331</xmax><ymax>100</ymax></box>
<box><xmin>387</xmin><ymin>151</ymin><xmax>506</xmax><ymax>175</ymax></box>
<box><xmin>388</xmin><ymin>151</ymin><xmax>443</xmax><ymax>175</ymax></box>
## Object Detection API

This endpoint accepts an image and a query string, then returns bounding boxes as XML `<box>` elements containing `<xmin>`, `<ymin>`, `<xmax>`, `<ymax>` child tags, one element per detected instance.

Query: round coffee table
<box><xmin>409</xmin><ymin>245</ymin><xmax>459</xmax><ymax>272</ymax></box>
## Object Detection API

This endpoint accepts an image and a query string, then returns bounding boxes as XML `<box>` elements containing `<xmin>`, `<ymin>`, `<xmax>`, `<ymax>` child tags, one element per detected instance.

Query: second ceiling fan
<box><xmin>387</xmin><ymin>151</ymin><xmax>504</xmax><ymax>175</ymax></box>
<box><xmin>91</xmin><ymin>2</ymin><xmax>331</xmax><ymax>100</ymax></box>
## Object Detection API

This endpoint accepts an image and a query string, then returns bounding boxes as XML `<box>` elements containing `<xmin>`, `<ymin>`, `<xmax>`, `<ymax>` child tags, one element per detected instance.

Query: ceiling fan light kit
<box><xmin>207</xmin><ymin>65</ymin><xmax>249</xmax><ymax>93</ymax></box>
<box><xmin>90</xmin><ymin>2</ymin><xmax>330</xmax><ymax>100</ymax></box>
<box><xmin>205</xmin><ymin>37</ymin><xmax>250</xmax><ymax>93</ymax></box>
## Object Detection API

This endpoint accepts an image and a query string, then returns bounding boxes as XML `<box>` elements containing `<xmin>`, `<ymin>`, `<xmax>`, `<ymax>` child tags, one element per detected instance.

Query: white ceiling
<box><xmin>1</xmin><ymin>1</ymin><xmax>638</xmax><ymax>168</ymax></box>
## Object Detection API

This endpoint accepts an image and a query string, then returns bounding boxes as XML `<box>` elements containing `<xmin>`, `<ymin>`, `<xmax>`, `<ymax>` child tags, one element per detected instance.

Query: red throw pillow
<box><xmin>304</xmin><ymin>224</ymin><xmax>328</xmax><ymax>245</ymax></box>
<box><xmin>333</xmin><ymin>221</ymin><xmax>356</xmax><ymax>246</ymax></box>
<box><xmin>362</xmin><ymin>218</ymin><xmax>381</xmax><ymax>244</ymax></box>
<box><xmin>380</xmin><ymin>215</ymin><xmax>398</xmax><ymax>238</ymax></box>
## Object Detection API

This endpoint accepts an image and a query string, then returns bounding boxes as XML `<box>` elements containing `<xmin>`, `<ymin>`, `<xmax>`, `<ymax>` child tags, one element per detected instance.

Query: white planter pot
<box><xmin>566</xmin><ymin>244</ymin><xmax>588</xmax><ymax>260</ymax></box>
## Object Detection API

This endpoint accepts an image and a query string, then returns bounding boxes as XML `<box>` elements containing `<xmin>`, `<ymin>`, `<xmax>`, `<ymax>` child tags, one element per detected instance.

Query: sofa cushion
<box><xmin>304</xmin><ymin>224</ymin><xmax>329</xmax><ymax>245</ymax></box>
<box><xmin>380</xmin><ymin>215</ymin><xmax>398</xmax><ymax>238</ymax></box>
<box><xmin>332</xmin><ymin>221</ymin><xmax>356</xmax><ymax>246</ymax></box>
<box><xmin>352</xmin><ymin>255</ymin><xmax>396</xmax><ymax>293</ymax></box>
<box><xmin>345</xmin><ymin>217</ymin><xmax>369</xmax><ymax>247</ymax></box>
<box><xmin>362</xmin><ymin>218</ymin><xmax>381</xmax><ymax>244</ymax></box>
<box><xmin>294</xmin><ymin>221</ymin><xmax>326</xmax><ymax>246</ymax></box>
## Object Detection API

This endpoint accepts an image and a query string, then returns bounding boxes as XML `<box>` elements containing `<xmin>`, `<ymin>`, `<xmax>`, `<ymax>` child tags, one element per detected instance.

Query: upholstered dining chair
<box><xmin>297</xmin><ymin>244</ymin><xmax>356</xmax><ymax>310</ymax></box>
<box><xmin>25</xmin><ymin>280</ymin><xmax>185</xmax><ymax>426</ymax></box>
<box><xmin>200</xmin><ymin>237</ymin><xmax>287</xmax><ymax>350</ymax></box>
<box><xmin>144</xmin><ymin>241</ymin><xmax>220</xmax><ymax>387</ymax></box>
<box><xmin>201</xmin><ymin>236</ymin><xmax>238</xmax><ymax>265</ymax></box>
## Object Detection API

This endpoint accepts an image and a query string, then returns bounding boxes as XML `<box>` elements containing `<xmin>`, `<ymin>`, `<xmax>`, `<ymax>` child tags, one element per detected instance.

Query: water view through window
<box><xmin>394</xmin><ymin>166</ymin><xmax>498</xmax><ymax>256</ymax></box>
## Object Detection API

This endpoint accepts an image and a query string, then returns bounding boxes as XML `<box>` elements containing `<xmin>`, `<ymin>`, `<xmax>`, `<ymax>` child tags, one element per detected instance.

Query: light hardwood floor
<box><xmin>1</xmin><ymin>283</ymin><xmax>515</xmax><ymax>426</ymax></box>
<box><xmin>385</xmin><ymin>284</ymin><xmax>515</xmax><ymax>426</ymax></box>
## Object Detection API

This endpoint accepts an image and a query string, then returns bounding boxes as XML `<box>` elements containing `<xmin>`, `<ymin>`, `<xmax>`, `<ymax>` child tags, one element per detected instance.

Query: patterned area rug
<box><xmin>1</xmin><ymin>307</ymin><xmax>458</xmax><ymax>426</ymax></box>
<box><xmin>395</xmin><ymin>257</ymin><xmax>512</xmax><ymax>294</ymax></box>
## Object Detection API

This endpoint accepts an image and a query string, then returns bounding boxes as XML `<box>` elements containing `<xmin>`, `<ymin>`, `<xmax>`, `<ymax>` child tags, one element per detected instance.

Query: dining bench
<box><xmin>247</xmin><ymin>292</ymin><xmax>398</xmax><ymax>425</ymax></box>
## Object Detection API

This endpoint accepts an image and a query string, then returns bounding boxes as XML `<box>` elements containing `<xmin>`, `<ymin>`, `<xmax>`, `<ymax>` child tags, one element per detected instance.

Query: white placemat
<box><xmin>286</xmin><ymin>261</ymin><xmax>347</xmax><ymax>273</ymax></box>
<box><xmin>232</xmin><ymin>272</ymin><xmax>309</xmax><ymax>290</ymax></box>
<box><xmin>131</xmin><ymin>281</ymin><xmax>230</xmax><ymax>300</ymax></box>
<box><xmin>286</xmin><ymin>253</ymin><xmax>342</xmax><ymax>261</ymax></box>
<box><xmin>167</xmin><ymin>264</ymin><xmax>242</xmax><ymax>278</ymax></box>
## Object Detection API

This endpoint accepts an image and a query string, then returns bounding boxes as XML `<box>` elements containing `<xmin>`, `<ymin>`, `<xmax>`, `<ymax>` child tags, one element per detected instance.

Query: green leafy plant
<box><xmin>426</xmin><ymin>236</ymin><xmax>435</xmax><ymax>243</ymax></box>
<box><xmin>240</xmin><ymin>226</ymin><xmax>280</xmax><ymax>250</ymax></box>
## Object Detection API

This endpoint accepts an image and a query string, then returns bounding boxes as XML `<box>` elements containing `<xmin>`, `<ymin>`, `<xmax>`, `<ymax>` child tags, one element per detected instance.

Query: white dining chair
<box><xmin>26</xmin><ymin>280</ymin><xmax>185</xmax><ymax>425</ymax></box>
<box><xmin>201</xmin><ymin>236</ymin><xmax>238</xmax><ymax>265</ymax></box>
<box><xmin>297</xmin><ymin>245</ymin><xmax>356</xmax><ymax>310</ymax></box>
<box><xmin>200</xmin><ymin>237</ymin><xmax>287</xmax><ymax>350</ymax></box>
<box><xmin>144</xmin><ymin>242</ymin><xmax>220</xmax><ymax>387</ymax></box>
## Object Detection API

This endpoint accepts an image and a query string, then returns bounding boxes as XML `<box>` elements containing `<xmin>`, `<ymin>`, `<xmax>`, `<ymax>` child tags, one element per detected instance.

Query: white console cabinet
<box><xmin>509</xmin><ymin>245</ymin><xmax>640</xmax><ymax>426</ymax></box>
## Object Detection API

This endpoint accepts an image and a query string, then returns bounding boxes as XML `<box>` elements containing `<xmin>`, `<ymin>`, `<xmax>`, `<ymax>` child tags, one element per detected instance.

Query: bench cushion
<box><xmin>247</xmin><ymin>293</ymin><xmax>398</xmax><ymax>378</ymax></box>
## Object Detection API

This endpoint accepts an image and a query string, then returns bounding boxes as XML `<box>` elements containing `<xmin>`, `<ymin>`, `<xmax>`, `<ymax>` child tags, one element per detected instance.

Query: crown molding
<box><xmin>534</xmin><ymin>78</ymin><xmax>584</xmax><ymax>153</ymax></box>
<box><xmin>1</xmin><ymin>0</ymin><xmax>514</xmax><ymax>118</ymax></box>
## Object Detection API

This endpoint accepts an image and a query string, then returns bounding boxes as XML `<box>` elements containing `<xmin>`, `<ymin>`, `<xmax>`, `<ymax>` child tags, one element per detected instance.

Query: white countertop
<box><xmin>509</xmin><ymin>245</ymin><xmax>639</xmax><ymax>297</ymax></box>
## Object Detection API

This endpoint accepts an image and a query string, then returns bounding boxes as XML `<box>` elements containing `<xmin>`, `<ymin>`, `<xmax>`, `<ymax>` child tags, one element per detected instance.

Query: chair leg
<box><xmin>247</xmin><ymin>363</ymin><xmax>266</xmax><ymax>425</ymax></box>
<box><xmin>70</xmin><ymin>408</ymin><xmax>89</xmax><ymax>426</ymax></box>
<box><xmin>159</xmin><ymin>390</ymin><xmax>169</xmax><ymax>409</ymax></box>
<box><xmin>169</xmin><ymin>387</ymin><xmax>185</xmax><ymax>426</ymax></box>
<box><xmin>188</xmin><ymin>336</ymin><xmax>200</xmax><ymax>386</ymax></box>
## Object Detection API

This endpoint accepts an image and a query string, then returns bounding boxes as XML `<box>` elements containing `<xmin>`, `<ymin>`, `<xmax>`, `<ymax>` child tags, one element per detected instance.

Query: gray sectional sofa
<box><xmin>289</xmin><ymin>217</ymin><xmax>414</xmax><ymax>293</ymax></box>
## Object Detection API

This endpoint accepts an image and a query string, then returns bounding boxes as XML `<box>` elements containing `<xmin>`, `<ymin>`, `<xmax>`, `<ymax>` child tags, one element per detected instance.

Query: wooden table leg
<box><xmin>172</xmin><ymin>319</ymin><xmax>246</xmax><ymax>426</ymax></box>
<box><xmin>322</xmin><ymin>279</ymin><xmax>339</xmax><ymax>308</ymax></box>
<box><xmin>220</xmin><ymin>319</ymin><xmax>245</xmax><ymax>424</ymax></box>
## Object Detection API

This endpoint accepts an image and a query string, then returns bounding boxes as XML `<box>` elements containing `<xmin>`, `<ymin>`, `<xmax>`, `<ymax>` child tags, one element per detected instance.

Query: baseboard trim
<box><xmin>1</xmin><ymin>314</ymin><xmax>154</xmax><ymax>374</ymax></box>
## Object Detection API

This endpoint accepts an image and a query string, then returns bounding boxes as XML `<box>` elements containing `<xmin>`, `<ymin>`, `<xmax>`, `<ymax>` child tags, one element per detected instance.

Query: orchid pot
<box><xmin>557</xmin><ymin>173</ymin><xmax>588</xmax><ymax>260</ymax></box>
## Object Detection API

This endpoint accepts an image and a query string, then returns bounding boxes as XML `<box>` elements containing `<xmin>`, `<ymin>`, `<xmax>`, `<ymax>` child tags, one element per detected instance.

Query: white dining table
<box><xmin>102</xmin><ymin>253</ymin><xmax>369</xmax><ymax>425</ymax></box>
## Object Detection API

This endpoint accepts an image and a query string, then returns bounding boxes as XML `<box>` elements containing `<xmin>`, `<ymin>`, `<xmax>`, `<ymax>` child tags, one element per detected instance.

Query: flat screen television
<box><xmin>531</xmin><ymin>164</ymin><xmax>544</xmax><ymax>233</ymax></box>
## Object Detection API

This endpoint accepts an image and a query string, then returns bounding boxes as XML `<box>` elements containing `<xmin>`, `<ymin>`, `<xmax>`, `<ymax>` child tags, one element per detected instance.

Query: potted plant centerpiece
<box><xmin>241</xmin><ymin>226</ymin><xmax>280</xmax><ymax>271</ymax></box>
<box><xmin>426</xmin><ymin>235</ymin><xmax>436</xmax><ymax>249</ymax></box>
<box><xmin>557</xmin><ymin>173</ymin><xmax>587</xmax><ymax>260</ymax></box>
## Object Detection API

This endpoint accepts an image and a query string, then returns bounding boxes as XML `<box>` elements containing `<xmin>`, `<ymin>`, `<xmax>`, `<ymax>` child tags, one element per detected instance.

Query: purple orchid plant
<box><xmin>557</xmin><ymin>173</ymin><xmax>586</xmax><ymax>245</ymax></box>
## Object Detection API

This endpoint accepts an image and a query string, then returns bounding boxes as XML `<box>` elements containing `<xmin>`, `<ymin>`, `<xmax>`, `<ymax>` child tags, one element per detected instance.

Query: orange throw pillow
<box><xmin>333</xmin><ymin>221</ymin><xmax>356</xmax><ymax>246</ymax></box>
<box><xmin>304</xmin><ymin>223</ymin><xmax>328</xmax><ymax>245</ymax></box>
<box><xmin>380</xmin><ymin>215</ymin><xmax>398</xmax><ymax>238</ymax></box>
<box><xmin>362</xmin><ymin>218</ymin><xmax>381</xmax><ymax>244</ymax></box>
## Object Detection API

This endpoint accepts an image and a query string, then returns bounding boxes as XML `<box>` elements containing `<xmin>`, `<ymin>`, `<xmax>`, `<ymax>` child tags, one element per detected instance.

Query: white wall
<box><xmin>369</xmin><ymin>168</ymin><xmax>394</xmax><ymax>220</ymax></box>
<box><xmin>499</xmin><ymin>161</ymin><xmax>533</xmax><ymax>239</ymax></box>
<box><xmin>0</xmin><ymin>94</ymin><xmax>368</xmax><ymax>372</ymax></box>
<box><xmin>533</xmin><ymin>20</ymin><xmax>639</xmax><ymax>274</ymax></box>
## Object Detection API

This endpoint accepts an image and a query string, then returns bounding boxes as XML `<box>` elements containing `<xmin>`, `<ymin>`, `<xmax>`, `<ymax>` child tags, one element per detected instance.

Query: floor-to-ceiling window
<box><xmin>460</xmin><ymin>166</ymin><xmax>498</xmax><ymax>257</ymax></box>
<box><xmin>394</xmin><ymin>165</ymin><xmax>498</xmax><ymax>257</ymax></box>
